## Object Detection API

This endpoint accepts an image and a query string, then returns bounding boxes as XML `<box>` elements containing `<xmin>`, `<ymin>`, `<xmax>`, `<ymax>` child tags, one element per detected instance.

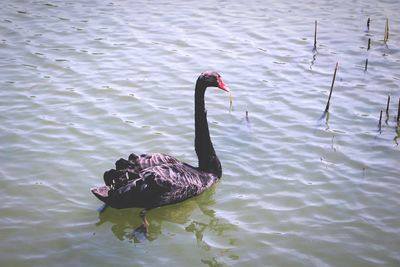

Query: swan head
<box><xmin>199</xmin><ymin>71</ymin><xmax>230</xmax><ymax>92</ymax></box>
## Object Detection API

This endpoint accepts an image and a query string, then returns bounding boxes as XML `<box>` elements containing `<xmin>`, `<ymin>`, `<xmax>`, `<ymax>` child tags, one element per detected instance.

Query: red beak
<box><xmin>218</xmin><ymin>77</ymin><xmax>230</xmax><ymax>92</ymax></box>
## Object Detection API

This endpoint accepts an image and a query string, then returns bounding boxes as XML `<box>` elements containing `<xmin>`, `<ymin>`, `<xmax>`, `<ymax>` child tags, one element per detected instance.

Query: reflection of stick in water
<box><xmin>229</xmin><ymin>93</ymin><xmax>233</xmax><ymax>113</ymax></box>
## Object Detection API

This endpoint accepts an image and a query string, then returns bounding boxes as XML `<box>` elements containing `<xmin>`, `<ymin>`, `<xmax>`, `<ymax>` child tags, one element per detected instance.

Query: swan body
<box><xmin>91</xmin><ymin>71</ymin><xmax>229</xmax><ymax>209</ymax></box>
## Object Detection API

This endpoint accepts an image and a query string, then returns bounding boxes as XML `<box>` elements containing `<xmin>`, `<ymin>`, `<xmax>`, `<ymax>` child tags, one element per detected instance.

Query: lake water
<box><xmin>1</xmin><ymin>0</ymin><xmax>399</xmax><ymax>266</ymax></box>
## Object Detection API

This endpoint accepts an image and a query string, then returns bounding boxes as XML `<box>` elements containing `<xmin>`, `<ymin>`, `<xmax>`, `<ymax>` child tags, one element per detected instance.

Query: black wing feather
<box><xmin>94</xmin><ymin>153</ymin><xmax>218</xmax><ymax>209</ymax></box>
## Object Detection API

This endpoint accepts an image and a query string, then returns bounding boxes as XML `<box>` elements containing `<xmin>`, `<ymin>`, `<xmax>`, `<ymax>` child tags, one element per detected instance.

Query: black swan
<box><xmin>91</xmin><ymin>71</ymin><xmax>229</xmax><ymax>229</ymax></box>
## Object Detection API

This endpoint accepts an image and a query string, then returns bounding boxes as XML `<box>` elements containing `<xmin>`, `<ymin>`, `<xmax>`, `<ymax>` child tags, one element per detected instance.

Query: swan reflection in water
<box><xmin>95</xmin><ymin>186</ymin><xmax>237</xmax><ymax>247</ymax></box>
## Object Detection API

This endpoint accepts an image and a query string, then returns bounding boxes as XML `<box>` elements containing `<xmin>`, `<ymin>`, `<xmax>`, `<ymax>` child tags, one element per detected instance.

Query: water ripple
<box><xmin>1</xmin><ymin>0</ymin><xmax>400</xmax><ymax>266</ymax></box>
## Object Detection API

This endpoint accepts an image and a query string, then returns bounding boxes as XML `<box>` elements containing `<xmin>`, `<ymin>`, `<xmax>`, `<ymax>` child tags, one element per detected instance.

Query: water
<box><xmin>1</xmin><ymin>0</ymin><xmax>399</xmax><ymax>266</ymax></box>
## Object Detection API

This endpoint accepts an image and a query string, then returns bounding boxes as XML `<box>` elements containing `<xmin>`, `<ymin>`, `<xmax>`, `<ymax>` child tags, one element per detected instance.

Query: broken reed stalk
<box><xmin>313</xmin><ymin>20</ymin><xmax>317</xmax><ymax>51</ymax></box>
<box><xmin>364</xmin><ymin>58</ymin><xmax>368</xmax><ymax>72</ymax></box>
<box><xmin>367</xmin><ymin>18</ymin><xmax>370</xmax><ymax>31</ymax></box>
<box><xmin>378</xmin><ymin>110</ymin><xmax>383</xmax><ymax>133</ymax></box>
<box><xmin>384</xmin><ymin>18</ymin><xmax>389</xmax><ymax>43</ymax></box>
<box><xmin>324</xmin><ymin>62</ymin><xmax>338</xmax><ymax>113</ymax></box>
<box><xmin>367</xmin><ymin>38</ymin><xmax>371</xmax><ymax>50</ymax></box>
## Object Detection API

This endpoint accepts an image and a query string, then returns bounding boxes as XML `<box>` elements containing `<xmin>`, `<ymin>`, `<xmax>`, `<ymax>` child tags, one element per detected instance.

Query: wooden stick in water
<box><xmin>313</xmin><ymin>20</ymin><xmax>317</xmax><ymax>51</ymax></box>
<box><xmin>364</xmin><ymin>58</ymin><xmax>368</xmax><ymax>72</ymax></box>
<box><xmin>367</xmin><ymin>38</ymin><xmax>371</xmax><ymax>50</ymax></box>
<box><xmin>387</xmin><ymin>18</ymin><xmax>390</xmax><ymax>40</ymax></box>
<box><xmin>367</xmin><ymin>18</ymin><xmax>370</xmax><ymax>31</ymax></box>
<box><xmin>385</xmin><ymin>95</ymin><xmax>391</xmax><ymax>125</ymax></box>
<box><xmin>397</xmin><ymin>97</ymin><xmax>400</xmax><ymax>127</ymax></box>
<box><xmin>386</xmin><ymin>95</ymin><xmax>390</xmax><ymax>114</ymax></box>
<box><xmin>378</xmin><ymin>110</ymin><xmax>383</xmax><ymax>133</ymax></box>
<box><xmin>324</xmin><ymin>62</ymin><xmax>338</xmax><ymax>113</ymax></box>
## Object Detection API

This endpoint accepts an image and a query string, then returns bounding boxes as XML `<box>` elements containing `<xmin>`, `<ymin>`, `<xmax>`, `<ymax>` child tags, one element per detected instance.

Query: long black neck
<box><xmin>194</xmin><ymin>79</ymin><xmax>222</xmax><ymax>178</ymax></box>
